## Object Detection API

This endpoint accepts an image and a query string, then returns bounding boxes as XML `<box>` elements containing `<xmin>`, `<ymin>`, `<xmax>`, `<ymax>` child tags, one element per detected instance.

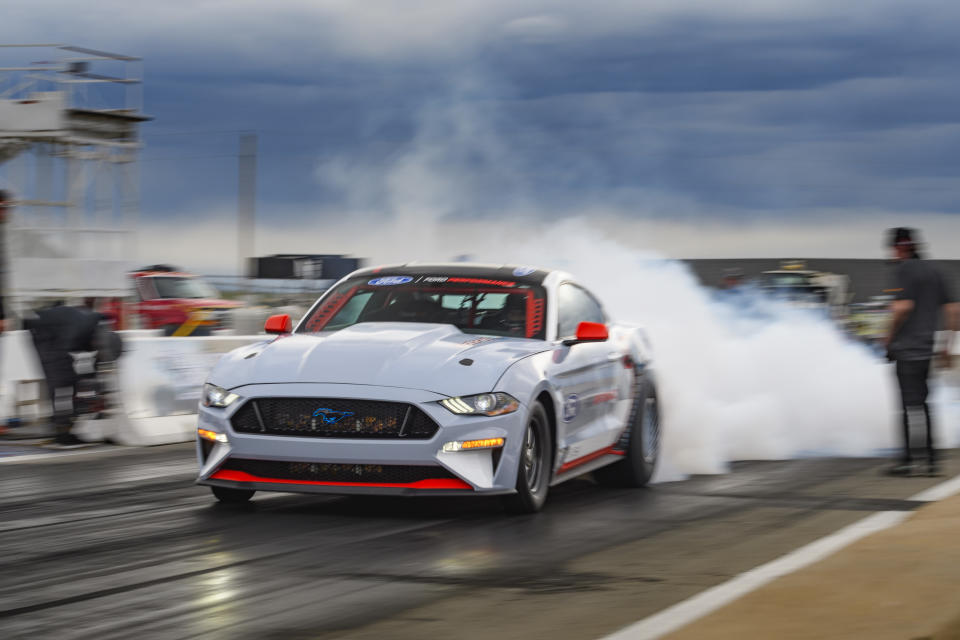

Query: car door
<box><xmin>549</xmin><ymin>283</ymin><xmax>620</xmax><ymax>469</ymax></box>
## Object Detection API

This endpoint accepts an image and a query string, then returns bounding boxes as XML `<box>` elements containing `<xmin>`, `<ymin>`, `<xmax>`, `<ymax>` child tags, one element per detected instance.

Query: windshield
<box><xmin>760</xmin><ymin>273</ymin><xmax>826</xmax><ymax>302</ymax></box>
<box><xmin>299</xmin><ymin>274</ymin><xmax>547</xmax><ymax>339</ymax></box>
<box><xmin>150</xmin><ymin>276</ymin><xmax>221</xmax><ymax>300</ymax></box>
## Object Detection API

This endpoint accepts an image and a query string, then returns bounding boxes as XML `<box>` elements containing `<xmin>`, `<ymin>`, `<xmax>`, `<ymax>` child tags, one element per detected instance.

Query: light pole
<box><xmin>238</xmin><ymin>132</ymin><xmax>257</xmax><ymax>279</ymax></box>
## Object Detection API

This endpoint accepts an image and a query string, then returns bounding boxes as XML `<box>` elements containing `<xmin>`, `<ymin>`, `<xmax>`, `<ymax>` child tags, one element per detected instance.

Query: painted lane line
<box><xmin>603</xmin><ymin>471</ymin><xmax>960</xmax><ymax>640</ymax></box>
<box><xmin>603</xmin><ymin>511</ymin><xmax>909</xmax><ymax>640</ymax></box>
<box><xmin>0</xmin><ymin>447</ymin><xmax>131</xmax><ymax>464</ymax></box>
<box><xmin>909</xmin><ymin>473</ymin><xmax>960</xmax><ymax>502</ymax></box>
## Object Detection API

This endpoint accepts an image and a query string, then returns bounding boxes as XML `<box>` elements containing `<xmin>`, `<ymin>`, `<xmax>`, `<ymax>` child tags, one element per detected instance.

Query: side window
<box><xmin>135</xmin><ymin>278</ymin><xmax>155</xmax><ymax>302</ymax></box>
<box><xmin>557</xmin><ymin>283</ymin><xmax>605</xmax><ymax>339</ymax></box>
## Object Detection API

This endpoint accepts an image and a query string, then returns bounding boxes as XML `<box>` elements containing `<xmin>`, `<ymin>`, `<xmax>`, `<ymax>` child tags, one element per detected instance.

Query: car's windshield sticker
<box><xmin>368</xmin><ymin>276</ymin><xmax>413</xmax><ymax>286</ymax></box>
<box><xmin>447</xmin><ymin>277</ymin><xmax>516</xmax><ymax>287</ymax></box>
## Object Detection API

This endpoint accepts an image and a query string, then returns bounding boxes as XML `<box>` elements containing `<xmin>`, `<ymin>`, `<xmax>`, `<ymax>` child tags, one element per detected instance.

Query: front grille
<box><xmin>230</xmin><ymin>397</ymin><xmax>440</xmax><ymax>439</ymax></box>
<box><xmin>221</xmin><ymin>458</ymin><xmax>458</xmax><ymax>484</ymax></box>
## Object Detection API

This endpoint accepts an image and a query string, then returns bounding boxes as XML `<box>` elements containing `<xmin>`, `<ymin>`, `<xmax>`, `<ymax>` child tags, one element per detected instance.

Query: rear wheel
<box><xmin>595</xmin><ymin>371</ymin><xmax>660</xmax><ymax>487</ymax></box>
<box><xmin>501</xmin><ymin>402</ymin><xmax>552</xmax><ymax>514</ymax></box>
<box><xmin>211</xmin><ymin>486</ymin><xmax>255</xmax><ymax>504</ymax></box>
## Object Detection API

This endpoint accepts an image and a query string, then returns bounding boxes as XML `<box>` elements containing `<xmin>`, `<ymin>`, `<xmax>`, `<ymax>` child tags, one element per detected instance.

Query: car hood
<box><xmin>210</xmin><ymin>322</ymin><xmax>552</xmax><ymax>397</ymax></box>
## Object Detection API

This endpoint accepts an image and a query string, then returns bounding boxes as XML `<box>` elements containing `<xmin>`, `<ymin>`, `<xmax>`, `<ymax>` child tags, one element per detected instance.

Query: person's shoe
<box><xmin>50</xmin><ymin>434</ymin><xmax>90</xmax><ymax>449</ymax></box>
<box><xmin>886</xmin><ymin>461</ymin><xmax>913</xmax><ymax>476</ymax></box>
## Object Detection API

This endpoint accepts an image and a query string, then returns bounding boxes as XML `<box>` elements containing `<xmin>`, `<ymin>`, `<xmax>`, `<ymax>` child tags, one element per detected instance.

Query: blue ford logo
<box><xmin>313</xmin><ymin>408</ymin><xmax>355</xmax><ymax>424</ymax></box>
<box><xmin>368</xmin><ymin>276</ymin><xmax>413</xmax><ymax>286</ymax></box>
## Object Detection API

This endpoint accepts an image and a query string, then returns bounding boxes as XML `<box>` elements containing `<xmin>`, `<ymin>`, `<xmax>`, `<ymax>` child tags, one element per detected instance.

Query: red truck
<box><xmin>107</xmin><ymin>265</ymin><xmax>241</xmax><ymax>335</ymax></box>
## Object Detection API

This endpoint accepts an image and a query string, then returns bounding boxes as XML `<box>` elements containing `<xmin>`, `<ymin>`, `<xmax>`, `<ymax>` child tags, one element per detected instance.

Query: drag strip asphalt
<box><xmin>1</xmin><ymin>443</ymin><xmax>954</xmax><ymax>639</ymax></box>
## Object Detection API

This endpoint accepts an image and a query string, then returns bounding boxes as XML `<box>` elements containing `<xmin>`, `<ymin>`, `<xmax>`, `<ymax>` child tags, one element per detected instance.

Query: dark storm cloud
<box><xmin>298</xmin><ymin>4</ymin><xmax>960</xmax><ymax>221</ymax></box>
<box><xmin>6</xmin><ymin>0</ymin><xmax>960</xmax><ymax>222</ymax></box>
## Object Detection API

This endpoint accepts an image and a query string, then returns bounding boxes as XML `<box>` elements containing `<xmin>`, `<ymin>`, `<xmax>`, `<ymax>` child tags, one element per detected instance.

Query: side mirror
<box><xmin>265</xmin><ymin>314</ymin><xmax>292</xmax><ymax>335</ymax></box>
<box><xmin>562</xmin><ymin>321</ymin><xmax>609</xmax><ymax>346</ymax></box>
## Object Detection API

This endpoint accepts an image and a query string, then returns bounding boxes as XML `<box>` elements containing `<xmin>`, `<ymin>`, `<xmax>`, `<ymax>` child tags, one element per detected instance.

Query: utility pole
<box><xmin>237</xmin><ymin>132</ymin><xmax>257</xmax><ymax>278</ymax></box>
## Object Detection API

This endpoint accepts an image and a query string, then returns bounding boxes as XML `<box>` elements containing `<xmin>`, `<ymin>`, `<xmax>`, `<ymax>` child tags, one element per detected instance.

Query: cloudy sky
<box><xmin>5</xmin><ymin>1</ymin><xmax>960</xmax><ymax>269</ymax></box>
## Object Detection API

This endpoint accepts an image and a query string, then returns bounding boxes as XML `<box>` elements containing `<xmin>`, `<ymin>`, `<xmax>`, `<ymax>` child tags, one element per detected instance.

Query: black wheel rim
<box><xmin>522</xmin><ymin>420</ymin><xmax>542</xmax><ymax>493</ymax></box>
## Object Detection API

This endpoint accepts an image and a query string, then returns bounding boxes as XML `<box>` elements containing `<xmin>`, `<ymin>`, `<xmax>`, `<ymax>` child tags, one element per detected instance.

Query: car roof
<box><xmin>349</xmin><ymin>262</ymin><xmax>552</xmax><ymax>285</ymax></box>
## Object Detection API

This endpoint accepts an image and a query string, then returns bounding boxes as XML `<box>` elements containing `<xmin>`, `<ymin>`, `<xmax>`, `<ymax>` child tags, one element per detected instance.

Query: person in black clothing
<box><xmin>884</xmin><ymin>228</ymin><xmax>959</xmax><ymax>475</ymax></box>
<box><xmin>24</xmin><ymin>299</ymin><xmax>105</xmax><ymax>448</ymax></box>
<box><xmin>479</xmin><ymin>293</ymin><xmax>527</xmax><ymax>335</ymax></box>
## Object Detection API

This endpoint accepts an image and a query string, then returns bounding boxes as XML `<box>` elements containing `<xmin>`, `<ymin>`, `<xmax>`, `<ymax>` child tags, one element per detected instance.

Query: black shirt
<box><xmin>889</xmin><ymin>258</ymin><xmax>956</xmax><ymax>361</ymax></box>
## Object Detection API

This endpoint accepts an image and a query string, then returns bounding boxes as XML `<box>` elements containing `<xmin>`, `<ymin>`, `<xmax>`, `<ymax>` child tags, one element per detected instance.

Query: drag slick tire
<box><xmin>211</xmin><ymin>486</ymin><xmax>255</xmax><ymax>504</ymax></box>
<box><xmin>595</xmin><ymin>370</ymin><xmax>660</xmax><ymax>488</ymax></box>
<box><xmin>502</xmin><ymin>402</ymin><xmax>553</xmax><ymax>515</ymax></box>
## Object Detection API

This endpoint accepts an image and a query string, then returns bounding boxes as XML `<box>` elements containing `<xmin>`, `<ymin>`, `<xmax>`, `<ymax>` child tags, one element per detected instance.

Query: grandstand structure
<box><xmin>0</xmin><ymin>44</ymin><xmax>149</xmax><ymax>307</ymax></box>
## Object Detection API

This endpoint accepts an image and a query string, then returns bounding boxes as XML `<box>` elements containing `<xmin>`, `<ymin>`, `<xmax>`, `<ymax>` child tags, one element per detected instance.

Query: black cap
<box><xmin>887</xmin><ymin>227</ymin><xmax>916</xmax><ymax>247</ymax></box>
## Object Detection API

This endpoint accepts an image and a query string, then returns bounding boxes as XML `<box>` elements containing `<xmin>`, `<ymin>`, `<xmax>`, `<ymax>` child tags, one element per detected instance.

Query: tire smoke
<box><xmin>479</xmin><ymin>222</ymin><xmax>959</xmax><ymax>481</ymax></box>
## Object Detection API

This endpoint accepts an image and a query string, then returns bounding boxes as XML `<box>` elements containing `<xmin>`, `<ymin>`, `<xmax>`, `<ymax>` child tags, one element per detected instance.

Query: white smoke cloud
<box><xmin>477</xmin><ymin>224</ymin><xmax>904</xmax><ymax>479</ymax></box>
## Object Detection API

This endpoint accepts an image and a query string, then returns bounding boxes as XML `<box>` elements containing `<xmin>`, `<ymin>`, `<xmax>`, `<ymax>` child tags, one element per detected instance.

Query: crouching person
<box><xmin>24</xmin><ymin>299</ymin><xmax>105</xmax><ymax>448</ymax></box>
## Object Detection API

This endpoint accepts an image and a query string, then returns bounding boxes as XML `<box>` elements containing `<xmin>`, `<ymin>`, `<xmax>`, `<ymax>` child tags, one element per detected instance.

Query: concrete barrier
<box><xmin>2</xmin><ymin>330</ymin><xmax>264</xmax><ymax>445</ymax></box>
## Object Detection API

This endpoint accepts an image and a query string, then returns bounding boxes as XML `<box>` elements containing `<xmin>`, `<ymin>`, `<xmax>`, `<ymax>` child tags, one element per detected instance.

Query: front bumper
<box><xmin>195</xmin><ymin>383</ymin><xmax>526</xmax><ymax>496</ymax></box>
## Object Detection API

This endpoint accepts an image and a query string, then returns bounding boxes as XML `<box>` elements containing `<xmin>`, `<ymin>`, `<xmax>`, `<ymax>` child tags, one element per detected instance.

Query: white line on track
<box><xmin>602</xmin><ymin>472</ymin><xmax>960</xmax><ymax>640</ymax></box>
<box><xmin>0</xmin><ymin>446</ymin><xmax>137</xmax><ymax>465</ymax></box>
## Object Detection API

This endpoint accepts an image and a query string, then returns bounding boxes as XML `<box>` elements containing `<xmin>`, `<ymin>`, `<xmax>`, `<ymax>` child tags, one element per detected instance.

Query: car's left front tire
<box><xmin>501</xmin><ymin>402</ymin><xmax>552</xmax><ymax>515</ymax></box>
<box><xmin>211</xmin><ymin>486</ymin><xmax>255</xmax><ymax>504</ymax></box>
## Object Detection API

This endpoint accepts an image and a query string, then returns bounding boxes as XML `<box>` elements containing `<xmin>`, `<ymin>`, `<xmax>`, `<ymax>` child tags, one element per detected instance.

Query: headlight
<box><xmin>440</xmin><ymin>392</ymin><xmax>519</xmax><ymax>416</ymax></box>
<box><xmin>202</xmin><ymin>383</ymin><xmax>240</xmax><ymax>408</ymax></box>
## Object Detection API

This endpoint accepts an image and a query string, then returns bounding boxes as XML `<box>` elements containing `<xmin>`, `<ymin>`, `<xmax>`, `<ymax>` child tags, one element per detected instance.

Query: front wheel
<box><xmin>211</xmin><ymin>486</ymin><xmax>255</xmax><ymax>504</ymax></box>
<box><xmin>595</xmin><ymin>371</ymin><xmax>660</xmax><ymax>488</ymax></box>
<box><xmin>501</xmin><ymin>402</ymin><xmax>553</xmax><ymax>514</ymax></box>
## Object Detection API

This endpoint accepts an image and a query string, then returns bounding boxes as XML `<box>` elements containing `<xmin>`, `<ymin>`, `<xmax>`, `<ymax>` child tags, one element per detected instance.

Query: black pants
<box><xmin>895</xmin><ymin>359</ymin><xmax>934</xmax><ymax>463</ymax></box>
<box><xmin>39</xmin><ymin>358</ymin><xmax>77</xmax><ymax>438</ymax></box>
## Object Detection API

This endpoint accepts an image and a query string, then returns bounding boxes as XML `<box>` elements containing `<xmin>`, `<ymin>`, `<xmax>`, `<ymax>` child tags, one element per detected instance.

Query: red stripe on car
<box><xmin>557</xmin><ymin>445</ymin><xmax>626</xmax><ymax>474</ymax></box>
<box><xmin>210</xmin><ymin>469</ymin><xmax>473</xmax><ymax>490</ymax></box>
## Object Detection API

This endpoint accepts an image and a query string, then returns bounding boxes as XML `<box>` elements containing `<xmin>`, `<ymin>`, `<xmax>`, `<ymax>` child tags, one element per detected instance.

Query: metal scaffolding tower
<box><xmin>0</xmin><ymin>44</ymin><xmax>150</xmax><ymax>302</ymax></box>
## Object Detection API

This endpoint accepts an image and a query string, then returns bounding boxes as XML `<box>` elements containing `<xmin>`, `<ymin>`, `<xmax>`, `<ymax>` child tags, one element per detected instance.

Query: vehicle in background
<box><xmin>105</xmin><ymin>265</ymin><xmax>241</xmax><ymax>335</ymax></box>
<box><xmin>758</xmin><ymin>260</ymin><xmax>853</xmax><ymax>318</ymax></box>
<box><xmin>846</xmin><ymin>295</ymin><xmax>893</xmax><ymax>353</ymax></box>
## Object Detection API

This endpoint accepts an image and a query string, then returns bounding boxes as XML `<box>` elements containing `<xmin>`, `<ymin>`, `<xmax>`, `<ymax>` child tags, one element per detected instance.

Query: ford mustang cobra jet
<box><xmin>196</xmin><ymin>264</ymin><xmax>660</xmax><ymax>513</ymax></box>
